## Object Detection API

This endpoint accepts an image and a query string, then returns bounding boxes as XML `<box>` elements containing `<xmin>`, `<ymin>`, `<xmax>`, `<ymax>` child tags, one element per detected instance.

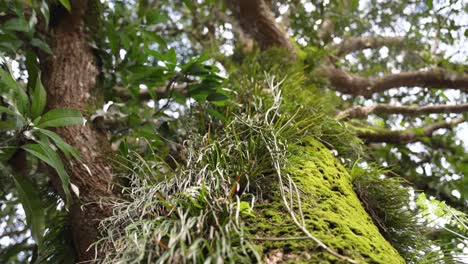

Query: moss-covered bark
<box><xmin>246</xmin><ymin>136</ymin><xmax>404</xmax><ymax>263</ymax></box>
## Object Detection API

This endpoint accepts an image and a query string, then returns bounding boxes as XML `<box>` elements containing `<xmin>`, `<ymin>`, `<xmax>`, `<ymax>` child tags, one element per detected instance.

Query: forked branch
<box><xmin>331</xmin><ymin>36</ymin><xmax>406</xmax><ymax>57</ymax></box>
<box><xmin>321</xmin><ymin>67</ymin><xmax>468</xmax><ymax>98</ymax></box>
<box><xmin>356</xmin><ymin>117</ymin><xmax>465</xmax><ymax>144</ymax></box>
<box><xmin>337</xmin><ymin>103</ymin><xmax>468</xmax><ymax>120</ymax></box>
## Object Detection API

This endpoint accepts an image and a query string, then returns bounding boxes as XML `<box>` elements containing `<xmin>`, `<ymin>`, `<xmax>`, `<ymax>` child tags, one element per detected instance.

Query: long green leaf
<box><xmin>0</xmin><ymin>68</ymin><xmax>29</xmax><ymax>115</ymax></box>
<box><xmin>22</xmin><ymin>142</ymin><xmax>72</xmax><ymax>206</ymax></box>
<box><xmin>37</xmin><ymin>108</ymin><xmax>84</xmax><ymax>128</ymax></box>
<box><xmin>30</xmin><ymin>75</ymin><xmax>47</xmax><ymax>119</ymax></box>
<box><xmin>36</xmin><ymin>128</ymin><xmax>81</xmax><ymax>161</ymax></box>
<box><xmin>59</xmin><ymin>0</ymin><xmax>71</xmax><ymax>12</ymax></box>
<box><xmin>0</xmin><ymin>105</ymin><xmax>16</xmax><ymax>116</ymax></box>
<box><xmin>13</xmin><ymin>173</ymin><xmax>45</xmax><ymax>245</ymax></box>
<box><xmin>3</xmin><ymin>18</ymin><xmax>30</xmax><ymax>32</ymax></box>
<box><xmin>30</xmin><ymin>38</ymin><xmax>53</xmax><ymax>54</ymax></box>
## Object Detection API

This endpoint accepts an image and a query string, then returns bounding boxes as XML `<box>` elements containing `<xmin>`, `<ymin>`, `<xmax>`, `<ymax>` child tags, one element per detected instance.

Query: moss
<box><xmin>245</xmin><ymin>136</ymin><xmax>404</xmax><ymax>263</ymax></box>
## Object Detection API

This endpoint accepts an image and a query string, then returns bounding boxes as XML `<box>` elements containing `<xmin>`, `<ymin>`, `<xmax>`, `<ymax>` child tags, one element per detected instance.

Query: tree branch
<box><xmin>113</xmin><ymin>83</ymin><xmax>188</xmax><ymax>100</ymax></box>
<box><xmin>337</xmin><ymin>103</ymin><xmax>468</xmax><ymax>120</ymax></box>
<box><xmin>213</xmin><ymin>9</ymin><xmax>254</xmax><ymax>52</ymax></box>
<box><xmin>321</xmin><ymin>67</ymin><xmax>468</xmax><ymax>98</ymax></box>
<box><xmin>226</xmin><ymin>0</ymin><xmax>295</xmax><ymax>56</ymax></box>
<box><xmin>356</xmin><ymin>117</ymin><xmax>465</xmax><ymax>144</ymax></box>
<box><xmin>331</xmin><ymin>36</ymin><xmax>405</xmax><ymax>57</ymax></box>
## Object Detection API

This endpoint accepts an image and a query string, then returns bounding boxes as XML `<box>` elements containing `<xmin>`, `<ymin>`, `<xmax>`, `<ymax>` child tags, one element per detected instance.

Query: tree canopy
<box><xmin>0</xmin><ymin>0</ymin><xmax>468</xmax><ymax>263</ymax></box>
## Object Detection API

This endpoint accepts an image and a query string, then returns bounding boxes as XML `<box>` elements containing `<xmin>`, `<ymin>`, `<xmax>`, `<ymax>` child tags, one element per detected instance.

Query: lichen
<box><xmin>245</xmin><ymin>136</ymin><xmax>404</xmax><ymax>263</ymax></box>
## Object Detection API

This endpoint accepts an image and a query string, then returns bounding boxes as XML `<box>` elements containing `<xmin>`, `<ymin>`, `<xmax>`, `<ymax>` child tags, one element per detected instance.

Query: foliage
<box><xmin>351</xmin><ymin>164</ymin><xmax>431</xmax><ymax>259</ymax></box>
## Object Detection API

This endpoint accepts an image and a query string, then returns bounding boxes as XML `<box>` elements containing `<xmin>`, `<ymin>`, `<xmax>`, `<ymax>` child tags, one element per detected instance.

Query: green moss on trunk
<box><xmin>246</xmin><ymin>136</ymin><xmax>404</xmax><ymax>263</ymax></box>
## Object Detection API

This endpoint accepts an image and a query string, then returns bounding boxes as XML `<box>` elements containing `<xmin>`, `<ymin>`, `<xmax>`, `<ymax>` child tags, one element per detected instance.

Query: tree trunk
<box><xmin>248</xmin><ymin>136</ymin><xmax>404</xmax><ymax>262</ymax></box>
<box><xmin>39</xmin><ymin>0</ymin><xmax>115</xmax><ymax>261</ymax></box>
<box><xmin>229</xmin><ymin>0</ymin><xmax>404</xmax><ymax>262</ymax></box>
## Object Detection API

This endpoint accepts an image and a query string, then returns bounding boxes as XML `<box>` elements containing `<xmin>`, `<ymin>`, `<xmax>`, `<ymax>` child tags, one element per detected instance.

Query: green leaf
<box><xmin>166</xmin><ymin>48</ymin><xmax>177</xmax><ymax>70</ymax></box>
<box><xmin>59</xmin><ymin>0</ymin><xmax>71</xmax><ymax>12</ymax></box>
<box><xmin>207</xmin><ymin>92</ymin><xmax>230</xmax><ymax>106</ymax></box>
<box><xmin>36</xmin><ymin>128</ymin><xmax>80</xmax><ymax>160</ymax></box>
<box><xmin>22</xmin><ymin>141</ymin><xmax>72</xmax><ymax>206</ymax></box>
<box><xmin>0</xmin><ymin>119</ymin><xmax>16</xmax><ymax>130</ymax></box>
<box><xmin>0</xmin><ymin>105</ymin><xmax>17</xmax><ymax>116</ymax></box>
<box><xmin>3</xmin><ymin>18</ymin><xmax>30</xmax><ymax>32</ymax></box>
<box><xmin>37</xmin><ymin>108</ymin><xmax>84</xmax><ymax>128</ymax></box>
<box><xmin>182</xmin><ymin>0</ymin><xmax>195</xmax><ymax>11</ymax></box>
<box><xmin>207</xmin><ymin>92</ymin><xmax>229</xmax><ymax>102</ymax></box>
<box><xmin>0</xmin><ymin>146</ymin><xmax>17</xmax><ymax>161</ymax></box>
<box><xmin>207</xmin><ymin>108</ymin><xmax>226</xmax><ymax>122</ymax></box>
<box><xmin>425</xmin><ymin>0</ymin><xmax>433</xmax><ymax>9</ymax></box>
<box><xmin>13</xmin><ymin>173</ymin><xmax>45</xmax><ymax>245</ymax></box>
<box><xmin>0</xmin><ymin>106</ymin><xmax>26</xmax><ymax>130</ymax></box>
<box><xmin>25</xmin><ymin>51</ymin><xmax>39</xmax><ymax>87</ymax></box>
<box><xmin>30</xmin><ymin>75</ymin><xmax>47</xmax><ymax>119</ymax></box>
<box><xmin>30</xmin><ymin>38</ymin><xmax>53</xmax><ymax>54</ymax></box>
<box><xmin>0</xmin><ymin>67</ymin><xmax>29</xmax><ymax>115</ymax></box>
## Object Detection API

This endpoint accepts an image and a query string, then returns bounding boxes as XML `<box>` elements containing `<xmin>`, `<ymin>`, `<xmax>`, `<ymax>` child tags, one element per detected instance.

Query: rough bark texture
<box><xmin>332</xmin><ymin>36</ymin><xmax>405</xmax><ymax>57</ymax></box>
<box><xmin>321</xmin><ymin>67</ymin><xmax>468</xmax><ymax>98</ymax></box>
<box><xmin>356</xmin><ymin>117</ymin><xmax>464</xmax><ymax>144</ymax></box>
<box><xmin>226</xmin><ymin>0</ymin><xmax>296</xmax><ymax>56</ymax></box>
<box><xmin>39</xmin><ymin>0</ymin><xmax>115</xmax><ymax>261</ymax></box>
<box><xmin>337</xmin><ymin>103</ymin><xmax>468</xmax><ymax>120</ymax></box>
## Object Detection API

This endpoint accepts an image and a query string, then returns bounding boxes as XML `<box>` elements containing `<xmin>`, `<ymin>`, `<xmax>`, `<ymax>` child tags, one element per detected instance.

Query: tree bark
<box><xmin>320</xmin><ymin>66</ymin><xmax>468</xmax><ymax>98</ymax></box>
<box><xmin>228</xmin><ymin>1</ymin><xmax>404</xmax><ymax>262</ymax></box>
<box><xmin>226</xmin><ymin>0</ymin><xmax>296</xmax><ymax>57</ymax></box>
<box><xmin>39</xmin><ymin>0</ymin><xmax>115</xmax><ymax>261</ymax></box>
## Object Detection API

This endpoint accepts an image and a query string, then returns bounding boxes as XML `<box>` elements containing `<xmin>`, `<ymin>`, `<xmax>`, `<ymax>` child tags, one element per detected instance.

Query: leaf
<box><xmin>182</xmin><ymin>0</ymin><xmax>195</xmax><ymax>11</ymax></box>
<box><xmin>207</xmin><ymin>92</ymin><xmax>230</xmax><ymax>106</ymax></box>
<box><xmin>0</xmin><ymin>243</ymin><xmax>34</xmax><ymax>263</ymax></box>
<box><xmin>166</xmin><ymin>48</ymin><xmax>177</xmax><ymax>70</ymax></box>
<box><xmin>207</xmin><ymin>108</ymin><xmax>226</xmax><ymax>122</ymax></box>
<box><xmin>0</xmin><ymin>146</ymin><xmax>17</xmax><ymax>161</ymax></box>
<box><xmin>25</xmin><ymin>51</ymin><xmax>39</xmax><ymax>87</ymax></box>
<box><xmin>30</xmin><ymin>38</ymin><xmax>53</xmax><ymax>54</ymax></box>
<box><xmin>36</xmin><ymin>128</ymin><xmax>80</xmax><ymax>160</ymax></box>
<box><xmin>0</xmin><ymin>67</ymin><xmax>29</xmax><ymax>115</ymax></box>
<box><xmin>0</xmin><ymin>105</ymin><xmax>17</xmax><ymax>116</ymax></box>
<box><xmin>22</xmin><ymin>142</ymin><xmax>72</xmax><ymax>206</ymax></box>
<box><xmin>0</xmin><ymin>119</ymin><xmax>16</xmax><ymax>130</ymax></box>
<box><xmin>39</xmin><ymin>1</ymin><xmax>50</xmax><ymax>26</ymax></box>
<box><xmin>13</xmin><ymin>173</ymin><xmax>45</xmax><ymax>245</ymax></box>
<box><xmin>59</xmin><ymin>0</ymin><xmax>71</xmax><ymax>12</ymax></box>
<box><xmin>207</xmin><ymin>92</ymin><xmax>229</xmax><ymax>102</ymax></box>
<box><xmin>37</xmin><ymin>108</ymin><xmax>84</xmax><ymax>128</ymax></box>
<box><xmin>0</xmin><ymin>106</ymin><xmax>26</xmax><ymax>130</ymax></box>
<box><xmin>30</xmin><ymin>75</ymin><xmax>47</xmax><ymax>119</ymax></box>
<box><xmin>3</xmin><ymin>18</ymin><xmax>30</xmax><ymax>32</ymax></box>
<box><xmin>425</xmin><ymin>0</ymin><xmax>433</xmax><ymax>9</ymax></box>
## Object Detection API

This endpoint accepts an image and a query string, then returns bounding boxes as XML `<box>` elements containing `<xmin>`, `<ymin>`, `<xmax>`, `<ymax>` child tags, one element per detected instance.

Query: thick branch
<box><xmin>356</xmin><ymin>117</ymin><xmax>464</xmax><ymax>144</ymax></box>
<box><xmin>337</xmin><ymin>103</ymin><xmax>468</xmax><ymax>120</ymax></box>
<box><xmin>322</xmin><ymin>67</ymin><xmax>468</xmax><ymax>98</ymax></box>
<box><xmin>213</xmin><ymin>9</ymin><xmax>254</xmax><ymax>52</ymax></box>
<box><xmin>226</xmin><ymin>0</ymin><xmax>295</xmax><ymax>56</ymax></box>
<box><xmin>332</xmin><ymin>36</ymin><xmax>405</xmax><ymax>57</ymax></box>
<box><xmin>113</xmin><ymin>83</ymin><xmax>187</xmax><ymax>100</ymax></box>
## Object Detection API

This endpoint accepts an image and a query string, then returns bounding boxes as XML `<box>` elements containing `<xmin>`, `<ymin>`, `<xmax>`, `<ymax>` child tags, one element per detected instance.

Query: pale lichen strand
<box><xmin>245</xmin><ymin>136</ymin><xmax>404</xmax><ymax>263</ymax></box>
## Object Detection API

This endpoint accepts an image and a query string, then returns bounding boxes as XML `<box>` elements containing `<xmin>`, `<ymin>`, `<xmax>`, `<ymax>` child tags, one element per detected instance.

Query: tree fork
<box><xmin>39</xmin><ymin>0</ymin><xmax>116</xmax><ymax>261</ymax></box>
